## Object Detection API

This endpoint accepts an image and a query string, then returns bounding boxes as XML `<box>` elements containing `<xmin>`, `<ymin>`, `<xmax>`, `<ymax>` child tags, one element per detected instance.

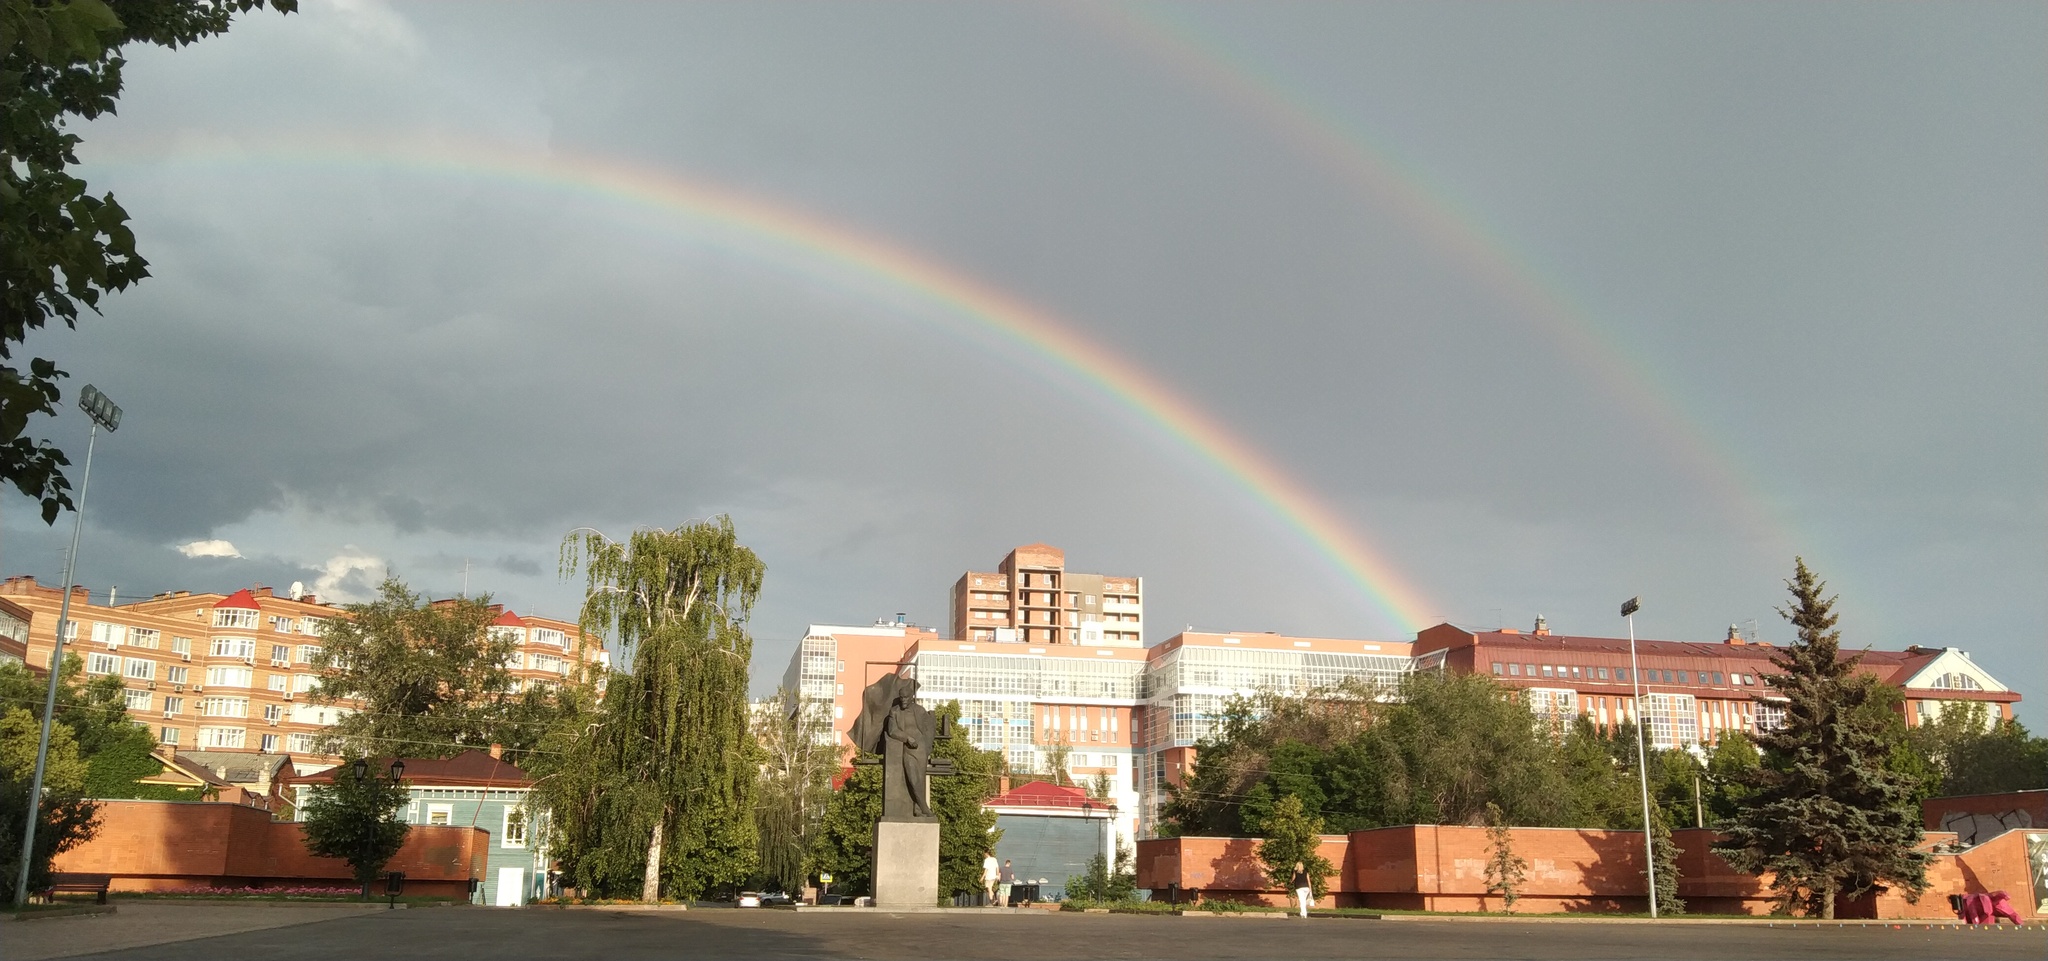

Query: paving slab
<box><xmin>27</xmin><ymin>903</ymin><xmax>2046</xmax><ymax>961</ymax></box>
<box><xmin>4</xmin><ymin>902</ymin><xmax>388</xmax><ymax>961</ymax></box>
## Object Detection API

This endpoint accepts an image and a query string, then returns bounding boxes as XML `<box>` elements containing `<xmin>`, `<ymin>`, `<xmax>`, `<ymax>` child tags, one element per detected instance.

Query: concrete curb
<box><xmin>114</xmin><ymin>899</ymin><xmax>416</xmax><ymax>909</ymax></box>
<box><xmin>7</xmin><ymin>904</ymin><xmax>117</xmax><ymax>923</ymax></box>
<box><xmin>1366</xmin><ymin>914</ymin><xmax>2048</xmax><ymax>928</ymax></box>
<box><xmin>793</xmin><ymin>905</ymin><xmax>1040</xmax><ymax>914</ymax></box>
<box><xmin>550</xmin><ymin>904</ymin><xmax>690</xmax><ymax>912</ymax></box>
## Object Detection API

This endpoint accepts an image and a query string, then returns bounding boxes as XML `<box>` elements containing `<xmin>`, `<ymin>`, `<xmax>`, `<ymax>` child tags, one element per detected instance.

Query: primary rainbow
<box><xmin>92</xmin><ymin>133</ymin><xmax>1440</xmax><ymax>634</ymax></box>
<box><xmin>1081</xmin><ymin>4</ymin><xmax>1794</xmax><ymax>553</ymax></box>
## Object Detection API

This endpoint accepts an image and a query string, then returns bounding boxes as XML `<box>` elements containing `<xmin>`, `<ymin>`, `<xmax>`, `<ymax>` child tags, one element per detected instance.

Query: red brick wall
<box><xmin>53</xmin><ymin>800</ymin><xmax>488</xmax><ymax>898</ymax></box>
<box><xmin>1922</xmin><ymin>791</ymin><xmax>2046</xmax><ymax>834</ymax></box>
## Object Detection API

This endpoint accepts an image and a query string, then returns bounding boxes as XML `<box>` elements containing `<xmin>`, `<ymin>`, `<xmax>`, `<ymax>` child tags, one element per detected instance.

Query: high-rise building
<box><xmin>951</xmin><ymin>544</ymin><xmax>1142</xmax><ymax>646</ymax></box>
<box><xmin>1</xmin><ymin>576</ymin><xmax>604</xmax><ymax>770</ymax></box>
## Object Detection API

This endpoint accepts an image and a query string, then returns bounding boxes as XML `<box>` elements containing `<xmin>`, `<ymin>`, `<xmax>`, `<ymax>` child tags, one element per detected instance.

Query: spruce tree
<box><xmin>1714</xmin><ymin>559</ymin><xmax>1928</xmax><ymax>918</ymax></box>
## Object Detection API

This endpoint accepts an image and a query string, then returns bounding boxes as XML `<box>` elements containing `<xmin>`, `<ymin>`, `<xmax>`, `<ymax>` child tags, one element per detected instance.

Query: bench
<box><xmin>40</xmin><ymin>872</ymin><xmax>112</xmax><ymax>905</ymax></box>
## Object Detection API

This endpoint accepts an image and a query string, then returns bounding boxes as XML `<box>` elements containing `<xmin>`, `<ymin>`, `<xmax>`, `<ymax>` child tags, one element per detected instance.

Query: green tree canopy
<box><xmin>533</xmin><ymin>518</ymin><xmax>764</xmax><ymax>902</ymax></box>
<box><xmin>752</xmin><ymin>686</ymin><xmax>837</xmax><ymax>895</ymax></box>
<box><xmin>0</xmin><ymin>656</ymin><xmax>193</xmax><ymax>800</ymax></box>
<box><xmin>1714</xmin><ymin>558</ymin><xmax>1929</xmax><ymax>919</ymax></box>
<box><xmin>0</xmin><ymin>704</ymin><xmax>98</xmax><ymax>902</ymax></box>
<box><xmin>309</xmin><ymin>577</ymin><xmax>575</xmax><ymax>763</ymax></box>
<box><xmin>2</xmin><ymin>0</ymin><xmax>296</xmax><ymax>520</ymax></box>
<box><xmin>299</xmin><ymin>762</ymin><xmax>409</xmax><ymax>896</ymax></box>
<box><xmin>1256</xmin><ymin>793</ymin><xmax>1334</xmax><ymax>900</ymax></box>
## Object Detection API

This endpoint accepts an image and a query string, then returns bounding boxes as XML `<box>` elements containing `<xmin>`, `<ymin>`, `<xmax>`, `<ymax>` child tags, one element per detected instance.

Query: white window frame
<box><xmin>502</xmin><ymin>806</ymin><xmax>528</xmax><ymax>848</ymax></box>
<box><xmin>210</xmin><ymin>636</ymin><xmax>257</xmax><ymax>659</ymax></box>
<box><xmin>426</xmin><ymin>804</ymin><xmax>453</xmax><ymax>826</ymax></box>
<box><xmin>213</xmin><ymin>609</ymin><xmax>259</xmax><ymax>630</ymax></box>
<box><xmin>160</xmin><ymin>726</ymin><xmax>180</xmax><ymax>745</ymax></box>
<box><xmin>86</xmin><ymin>652</ymin><xmax>120</xmax><ymax>675</ymax></box>
<box><xmin>205</xmin><ymin>666</ymin><xmax>254</xmax><ymax>688</ymax></box>
<box><xmin>123</xmin><ymin>689</ymin><xmax>152</xmax><ymax>711</ymax></box>
<box><xmin>200</xmin><ymin>726</ymin><xmax>247</xmax><ymax>749</ymax></box>
<box><xmin>124</xmin><ymin>657</ymin><xmax>156</xmax><ymax>680</ymax></box>
<box><xmin>171</xmin><ymin>636</ymin><xmax>192</xmax><ymax>656</ymax></box>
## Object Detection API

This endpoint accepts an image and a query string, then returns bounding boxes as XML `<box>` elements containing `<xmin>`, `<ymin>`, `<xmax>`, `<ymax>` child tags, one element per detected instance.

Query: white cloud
<box><xmin>176</xmin><ymin>539</ymin><xmax>243</xmax><ymax>558</ymax></box>
<box><xmin>313</xmin><ymin>550</ymin><xmax>386</xmax><ymax>602</ymax></box>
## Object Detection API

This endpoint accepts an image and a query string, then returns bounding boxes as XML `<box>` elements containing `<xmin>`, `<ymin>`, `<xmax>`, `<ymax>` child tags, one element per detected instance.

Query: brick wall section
<box><xmin>53</xmin><ymin>800</ymin><xmax>488</xmax><ymax>898</ymax></box>
<box><xmin>1140</xmin><ymin>824</ymin><xmax>2038</xmax><ymax>918</ymax></box>
<box><xmin>1921</xmin><ymin>790</ymin><xmax>2046</xmax><ymax>832</ymax></box>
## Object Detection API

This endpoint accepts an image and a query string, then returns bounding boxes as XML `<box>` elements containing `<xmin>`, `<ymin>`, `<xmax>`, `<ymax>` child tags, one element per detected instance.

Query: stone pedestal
<box><xmin>872</xmin><ymin>819</ymin><xmax>940</xmax><ymax>909</ymax></box>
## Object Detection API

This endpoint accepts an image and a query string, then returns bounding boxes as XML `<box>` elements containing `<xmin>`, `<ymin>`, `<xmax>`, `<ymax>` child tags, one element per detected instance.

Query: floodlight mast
<box><xmin>13</xmin><ymin>386</ymin><xmax>120</xmax><ymax>909</ymax></box>
<box><xmin>1622</xmin><ymin>595</ymin><xmax>1658</xmax><ymax>919</ymax></box>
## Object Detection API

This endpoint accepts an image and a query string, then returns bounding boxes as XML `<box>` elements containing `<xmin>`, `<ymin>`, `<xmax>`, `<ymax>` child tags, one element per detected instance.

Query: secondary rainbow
<box><xmin>91</xmin><ymin>133</ymin><xmax>1439</xmax><ymax>633</ymax></box>
<box><xmin>1081</xmin><ymin>4</ymin><xmax>1793</xmax><ymax>553</ymax></box>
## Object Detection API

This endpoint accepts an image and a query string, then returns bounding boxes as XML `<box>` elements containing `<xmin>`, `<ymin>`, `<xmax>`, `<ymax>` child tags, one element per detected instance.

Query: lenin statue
<box><xmin>848</xmin><ymin>673</ymin><xmax>939</xmax><ymax>820</ymax></box>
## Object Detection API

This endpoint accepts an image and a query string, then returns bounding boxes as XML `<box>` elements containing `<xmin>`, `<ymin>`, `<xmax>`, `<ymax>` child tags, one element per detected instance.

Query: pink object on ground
<box><xmin>1986</xmin><ymin>891</ymin><xmax>2024</xmax><ymax>925</ymax></box>
<box><xmin>1962</xmin><ymin>893</ymin><xmax>1992</xmax><ymax>924</ymax></box>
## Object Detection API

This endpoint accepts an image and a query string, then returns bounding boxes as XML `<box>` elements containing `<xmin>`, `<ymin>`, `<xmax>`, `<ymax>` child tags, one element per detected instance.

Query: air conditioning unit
<box><xmin>180</xmin><ymin>653</ymin><xmax>192</xmax><ymax>662</ymax></box>
<box><xmin>162</xmin><ymin>710</ymin><xmax>176</xmax><ymax>719</ymax></box>
<box><xmin>147</xmin><ymin>681</ymin><xmax>157</xmax><ymax>690</ymax></box>
<box><xmin>241</xmin><ymin>656</ymin><xmax>254</xmax><ymax>665</ymax></box>
<box><xmin>283</xmin><ymin>691</ymin><xmax>294</xmax><ymax>701</ymax></box>
<box><xmin>193</xmin><ymin>685</ymin><xmax>204</xmax><ymax>692</ymax></box>
<box><xmin>267</xmin><ymin>718</ymin><xmax>279</xmax><ymax>726</ymax></box>
<box><xmin>173</xmin><ymin>684</ymin><xmax>184</xmax><ymax>692</ymax></box>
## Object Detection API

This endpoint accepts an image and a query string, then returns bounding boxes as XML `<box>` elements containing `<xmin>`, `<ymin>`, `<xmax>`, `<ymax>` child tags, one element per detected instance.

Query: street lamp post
<box><xmin>1621</xmin><ymin>595</ymin><xmax>1658</xmax><ymax>919</ymax></box>
<box><xmin>12</xmin><ymin>385</ymin><xmax>120</xmax><ymax>910</ymax></box>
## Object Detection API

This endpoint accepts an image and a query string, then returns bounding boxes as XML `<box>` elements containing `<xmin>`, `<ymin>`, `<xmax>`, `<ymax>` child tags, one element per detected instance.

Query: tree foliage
<box><xmin>1714</xmin><ymin>558</ymin><xmax>1929</xmax><ymax>919</ymax></box>
<box><xmin>0</xmin><ymin>705</ymin><xmax>98</xmax><ymax>902</ymax></box>
<box><xmin>0</xmin><ymin>656</ymin><xmax>193</xmax><ymax>799</ymax></box>
<box><xmin>1905</xmin><ymin>702</ymin><xmax>2048</xmax><ymax>798</ymax></box>
<box><xmin>1</xmin><ymin>0</ymin><xmax>296</xmax><ymax>520</ymax></box>
<box><xmin>309</xmin><ymin>578</ymin><xmax>576</xmax><ymax>763</ymax></box>
<box><xmin>1070</xmin><ymin>838</ymin><xmax>1138</xmax><ymax>903</ymax></box>
<box><xmin>752</xmin><ymin>686</ymin><xmax>836</xmax><ymax>895</ymax></box>
<box><xmin>299</xmin><ymin>764</ymin><xmax>409</xmax><ymax>893</ymax></box>
<box><xmin>1255</xmin><ymin>793</ymin><xmax>1334</xmax><ymax>900</ymax></box>
<box><xmin>533</xmin><ymin>518</ymin><xmax>763</xmax><ymax>902</ymax></box>
<box><xmin>1482</xmin><ymin>802</ymin><xmax>1527</xmax><ymax>913</ymax></box>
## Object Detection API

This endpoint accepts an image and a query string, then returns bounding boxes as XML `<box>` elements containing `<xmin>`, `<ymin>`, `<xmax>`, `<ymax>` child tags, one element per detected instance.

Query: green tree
<box><xmin>809</xmin><ymin>762</ymin><xmax>881</xmax><ymax>896</ymax></box>
<box><xmin>752</xmin><ymin>687</ymin><xmax>836</xmax><ymax>895</ymax></box>
<box><xmin>299</xmin><ymin>762</ymin><xmax>409</xmax><ymax>898</ymax></box>
<box><xmin>930</xmin><ymin>702</ymin><xmax>1002</xmax><ymax>901</ymax></box>
<box><xmin>1714</xmin><ymin>559</ymin><xmax>1929</xmax><ymax>919</ymax></box>
<box><xmin>1070</xmin><ymin>838</ymin><xmax>1137</xmax><ymax>903</ymax></box>
<box><xmin>1650</xmin><ymin>809</ymin><xmax>1684</xmax><ymax>915</ymax></box>
<box><xmin>1255</xmin><ymin>793</ymin><xmax>1333</xmax><ymax>900</ymax></box>
<box><xmin>309</xmin><ymin>578</ymin><xmax>576</xmax><ymax>762</ymax></box>
<box><xmin>1942</xmin><ymin>719</ymin><xmax>2048</xmax><ymax>796</ymax></box>
<box><xmin>2</xmin><ymin>0</ymin><xmax>296</xmax><ymax>520</ymax></box>
<box><xmin>0</xmin><ymin>707</ymin><xmax>98</xmax><ymax>902</ymax></box>
<box><xmin>1700</xmin><ymin>732</ymin><xmax>1760</xmax><ymax>824</ymax></box>
<box><xmin>541</xmin><ymin>519</ymin><xmax>763</xmax><ymax>902</ymax></box>
<box><xmin>1481</xmin><ymin>802</ymin><xmax>1527</xmax><ymax>913</ymax></box>
<box><xmin>0</xmin><ymin>658</ymin><xmax>194</xmax><ymax>800</ymax></box>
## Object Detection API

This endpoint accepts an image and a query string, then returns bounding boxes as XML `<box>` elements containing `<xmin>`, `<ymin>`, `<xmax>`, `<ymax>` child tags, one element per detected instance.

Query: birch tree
<box><xmin>547</xmin><ymin>517</ymin><xmax>764</xmax><ymax>902</ymax></box>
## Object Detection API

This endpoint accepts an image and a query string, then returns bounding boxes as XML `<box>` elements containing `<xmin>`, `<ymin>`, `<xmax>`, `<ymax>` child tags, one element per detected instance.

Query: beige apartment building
<box><xmin>1</xmin><ymin>576</ymin><xmax>603</xmax><ymax>771</ymax></box>
<box><xmin>950</xmin><ymin>543</ymin><xmax>1143</xmax><ymax>646</ymax></box>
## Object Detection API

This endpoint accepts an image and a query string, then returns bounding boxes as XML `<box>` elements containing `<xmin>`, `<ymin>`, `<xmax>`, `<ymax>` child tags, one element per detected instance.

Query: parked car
<box><xmin>736</xmin><ymin>892</ymin><xmax>763</xmax><ymax>908</ymax></box>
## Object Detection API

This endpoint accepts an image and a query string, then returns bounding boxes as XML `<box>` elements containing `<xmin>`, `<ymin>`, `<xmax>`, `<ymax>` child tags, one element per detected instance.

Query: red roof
<box><xmin>215</xmin><ymin>589</ymin><xmax>260</xmax><ymax>610</ymax></box>
<box><xmin>492</xmin><ymin>610</ymin><xmax>526</xmax><ymax>627</ymax></box>
<box><xmin>987</xmin><ymin>780</ymin><xmax>1110</xmax><ymax>811</ymax></box>
<box><xmin>298</xmin><ymin>749</ymin><xmax>533</xmax><ymax>788</ymax></box>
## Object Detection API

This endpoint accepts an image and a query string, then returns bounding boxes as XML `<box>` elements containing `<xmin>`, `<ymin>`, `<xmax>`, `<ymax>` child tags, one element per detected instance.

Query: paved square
<box><xmin>11</xmin><ymin>905</ymin><xmax>2045</xmax><ymax>961</ymax></box>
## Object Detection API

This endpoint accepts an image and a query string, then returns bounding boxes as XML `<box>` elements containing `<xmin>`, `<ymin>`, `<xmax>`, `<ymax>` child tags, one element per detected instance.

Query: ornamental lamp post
<box><xmin>352</xmin><ymin>759</ymin><xmax>405</xmax><ymax>900</ymax></box>
<box><xmin>12</xmin><ymin>385</ymin><xmax>121</xmax><ymax>910</ymax></box>
<box><xmin>1621</xmin><ymin>595</ymin><xmax>1658</xmax><ymax>919</ymax></box>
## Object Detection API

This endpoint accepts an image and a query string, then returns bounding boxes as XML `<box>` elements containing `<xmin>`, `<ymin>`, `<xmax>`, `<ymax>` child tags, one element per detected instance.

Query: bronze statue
<box><xmin>849</xmin><ymin>673</ymin><xmax>944</xmax><ymax>820</ymax></box>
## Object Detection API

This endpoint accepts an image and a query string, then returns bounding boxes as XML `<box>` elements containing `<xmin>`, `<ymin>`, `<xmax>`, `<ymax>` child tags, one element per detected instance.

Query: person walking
<box><xmin>982</xmin><ymin>851</ymin><xmax>1001</xmax><ymax>906</ymax></box>
<box><xmin>998</xmin><ymin>859</ymin><xmax>1016</xmax><ymax>907</ymax></box>
<box><xmin>1290</xmin><ymin>861</ymin><xmax>1312</xmax><ymax>918</ymax></box>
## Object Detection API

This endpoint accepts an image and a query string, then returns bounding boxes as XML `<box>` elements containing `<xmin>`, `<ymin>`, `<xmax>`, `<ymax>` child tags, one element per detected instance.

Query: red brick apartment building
<box><xmin>1</xmin><ymin>576</ymin><xmax>604</xmax><ymax>771</ymax></box>
<box><xmin>1424</xmin><ymin>620</ymin><xmax>2019</xmax><ymax>749</ymax></box>
<box><xmin>951</xmin><ymin>543</ymin><xmax>1143</xmax><ymax>646</ymax></box>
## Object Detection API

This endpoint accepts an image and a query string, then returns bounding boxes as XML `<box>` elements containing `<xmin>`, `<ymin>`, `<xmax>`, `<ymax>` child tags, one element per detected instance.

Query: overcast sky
<box><xmin>5</xmin><ymin>2</ymin><xmax>2041</xmax><ymax>721</ymax></box>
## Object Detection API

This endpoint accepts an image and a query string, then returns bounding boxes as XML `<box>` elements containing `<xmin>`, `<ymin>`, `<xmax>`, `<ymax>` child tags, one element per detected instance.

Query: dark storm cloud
<box><xmin>3</xmin><ymin>2</ymin><xmax>2037</xmax><ymax>719</ymax></box>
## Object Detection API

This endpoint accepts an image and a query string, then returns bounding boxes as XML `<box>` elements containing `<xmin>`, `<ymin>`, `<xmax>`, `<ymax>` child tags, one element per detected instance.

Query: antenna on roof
<box><xmin>289</xmin><ymin>581</ymin><xmax>305</xmax><ymax>601</ymax></box>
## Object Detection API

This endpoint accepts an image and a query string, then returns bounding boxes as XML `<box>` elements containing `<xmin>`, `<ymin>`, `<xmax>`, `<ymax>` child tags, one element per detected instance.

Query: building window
<box><xmin>171</xmin><ymin>636</ymin><xmax>192</xmax><ymax>656</ymax></box>
<box><xmin>163</xmin><ymin>696</ymin><xmax>184</xmax><ymax>714</ymax></box>
<box><xmin>86</xmin><ymin>653</ymin><xmax>119</xmax><ymax>675</ymax></box>
<box><xmin>1540</xmin><ymin>666</ymin><xmax>1553</xmax><ymax>678</ymax></box>
<box><xmin>167</xmin><ymin>666</ymin><xmax>189</xmax><ymax>685</ymax></box>
<box><xmin>160</xmin><ymin>727</ymin><xmax>180</xmax><ymax>745</ymax></box>
<box><xmin>503</xmin><ymin>807</ymin><xmax>528</xmax><ymax>848</ymax></box>
<box><xmin>1491</xmin><ymin>662</ymin><xmax>1503</xmax><ymax>675</ymax></box>
<box><xmin>123</xmin><ymin>689</ymin><xmax>151</xmax><ymax>711</ymax></box>
<box><xmin>288</xmin><ymin>733</ymin><xmax>320</xmax><ymax>753</ymax></box>
<box><xmin>263</xmin><ymin>704</ymin><xmax>284</xmax><ymax>722</ymax></box>
<box><xmin>296</xmin><ymin>645</ymin><xmax>319</xmax><ymax>664</ymax></box>
<box><xmin>1571</xmin><ymin>666</ymin><xmax>1582</xmax><ymax>679</ymax></box>
<box><xmin>210</xmin><ymin>637</ymin><xmax>256</xmax><ymax>659</ymax></box>
<box><xmin>270</xmin><ymin>616</ymin><xmax>295</xmax><ymax>633</ymax></box>
<box><xmin>127</xmin><ymin>628</ymin><xmax>160</xmax><ymax>649</ymax></box>
<box><xmin>295</xmin><ymin>674</ymin><xmax>318</xmax><ymax>693</ymax></box>
<box><xmin>1712</xmin><ymin>672</ymin><xmax>1724</xmax><ymax>685</ymax></box>
<box><xmin>426</xmin><ymin>804</ymin><xmax>452</xmax><ymax>826</ymax></box>
<box><xmin>200</xmin><ymin>726</ymin><xmax>247</xmax><ymax>748</ymax></box>
<box><xmin>91</xmin><ymin>622</ymin><xmax>126</xmax><ymax>647</ymax></box>
<box><xmin>299</xmin><ymin>618</ymin><xmax>327</xmax><ymax>636</ymax></box>
<box><xmin>269</xmin><ymin>645</ymin><xmax>291</xmax><ymax>666</ymax></box>
<box><xmin>260</xmin><ymin>734</ymin><xmax>279</xmax><ymax>751</ymax></box>
<box><xmin>202</xmin><ymin>696</ymin><xmax>249</xmax><ymax>718</ymax></box>
<box><xmin>1524</xmin><ymin>664</ymin><xmax>1536</xmax><ymax>677</ymax></box>
<box><xmin>533</xmin><ymin>628</ymin><xmax>566</xmax><ymax>648</ymax></box>
<box><xmin>1506</xmin><ymin>663</ymin><xmax>1519</xmax><ymax>676</ymax></box>
<box><xmin>213</xmin><ymin>608</ymin><xmax>259</xmax><ymax>630</ymax></box>
<box><xmin>268</xmin><ymin>674</ymin><xmax>289</xmax><ymax>692</ymax></box>
<box><xmin>206</xmin><ymin>666</ymin><xmax>253</xmax><ymax>688</ymax></box>
<box><xmin>124</xmin><ymin>657</ymin><xmax>156</xmax><ymax>680</ymax></box>
<box><xmin>1596</xmin><ymin>667</ymin><xmax>1610</xmax><ymax>680</ymax></box>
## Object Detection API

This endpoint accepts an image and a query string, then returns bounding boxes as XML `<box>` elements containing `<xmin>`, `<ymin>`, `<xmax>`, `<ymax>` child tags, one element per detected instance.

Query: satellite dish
<box><xmin>289</xmin><ymin>581</ymin><xmax>305</xmax><ymax>601</ymax></box>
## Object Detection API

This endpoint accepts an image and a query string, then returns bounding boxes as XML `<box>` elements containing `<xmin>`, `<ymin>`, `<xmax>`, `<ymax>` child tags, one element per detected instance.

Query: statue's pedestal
<box><xmin>872</xmin><ymin>819</ymin><xmax>940</xmax><ymax>909</ymax></box>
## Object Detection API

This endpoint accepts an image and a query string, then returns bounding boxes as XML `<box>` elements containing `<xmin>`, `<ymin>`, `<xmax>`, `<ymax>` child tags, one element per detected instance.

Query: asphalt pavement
<box><xmin>9</xmin><ymin>904</ymin><xmax>2043</xmax><ymax>961</ymax></box>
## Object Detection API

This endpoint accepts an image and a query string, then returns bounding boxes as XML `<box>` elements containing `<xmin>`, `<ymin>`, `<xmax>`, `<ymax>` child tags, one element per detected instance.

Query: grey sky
<box><xmin>6</xmin><ymin>2</ymin><xmax>2041</xmax><ymax>721</ymax></box>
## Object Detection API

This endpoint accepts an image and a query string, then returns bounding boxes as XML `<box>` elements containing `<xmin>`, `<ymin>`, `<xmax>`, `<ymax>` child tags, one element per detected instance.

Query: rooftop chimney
<box><xmin>489</xmin><ymin>743</ymin><xmax>503</xmax><ymax>760</ymax></box>
<box><xmin>1533</xmin><ymin>615</ymin><xmax>1550</xmax><ymax>636</ymax></box>
<box><xmin>1726</xmin><ymin>624</ymin><xmax>1745</xmax><ymax>645</ymax></box>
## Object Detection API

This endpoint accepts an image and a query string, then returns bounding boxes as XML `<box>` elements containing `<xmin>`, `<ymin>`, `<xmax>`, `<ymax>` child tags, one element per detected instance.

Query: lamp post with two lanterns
<box><xmin>351</xmin><ymin>758</ymin><xmax>406</xmax><ymax>901</ymax></box>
